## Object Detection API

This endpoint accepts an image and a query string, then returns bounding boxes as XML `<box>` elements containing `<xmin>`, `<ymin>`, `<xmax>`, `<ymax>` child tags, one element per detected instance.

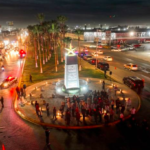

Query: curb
<box><xmin>14</xmin><ymin>77</ymin><xmax>141</xmax><ymax>130</ymax></box>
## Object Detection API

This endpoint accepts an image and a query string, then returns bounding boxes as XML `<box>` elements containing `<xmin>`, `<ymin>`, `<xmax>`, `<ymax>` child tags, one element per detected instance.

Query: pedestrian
<box><xmin>71</xmin><ymin>103</ymin><xmax>75</xmax><ymax>117</ymax></box>
<box><xmin>111</xmin><ymin>99</ymin><xmax>114</xmax><ymax>110</ymax></box>
<box><xmin>109</xmin><ymin>108</ymin><xmax>114</xmax><ymax>121</ymax></box>
<box><xmin>46</xmin><ymin>103</ymin><xmax>50</xmax><ymax>117</ymax></box>
<box><xmin>1</xmin><ymin>96</ymin><xmax>4</xmax><ymax>108</ymax></box>
<box><xmin>93</xmin><ymin>108</ymin><xmax>98</xmax><ymax>124</ymax></box>
<box><xmin>66</xmin><ymin>111</ymin><xmax>71</xmax><ymax>125</ymax></box>
<box><xmin>45</xmin><ymin>128</ymin><xmax>50</xmax><ymax>145</ymax></box>
<box><xmin>23</xmin><ymin>84</ymin><xmax>26</xmax><ymax>90</ymax></box>
<box><xmin>120</xmin><ymin>113</ymin><xmax>124</xmax><ymax>123</ymax></box>
<box><xmin>29</xmin><ymin>74</ymin><xmax>32</xmax><ymax>82</ymax></box>
<box><xmin>82</xmin><ymin>108</ymin><xmax>86</xmax><ymax>124</ymax></box>
<box><xmin>16</xmin><ymin>86</ymin><xmax>20</xmax><ymax>97</ymax></box>
<box><xmin>130</xmin><ymin>107</ymin><xmax>136</xmax><ymax>118</ymax></box>
<box><xmin>98</xmin><ymin>108</ymin><xmax>102</xmax><ymax>122</ymax></box>
<box><xmin>121</xmin><ymin>105</ymin><xmax>125</xmax><ymax>114</ymax></box>
<box><xmin>104</xmin><ymin>113</ymin><xmax>109</xmax><ymax>126</ymax></box>
<box><xmin>127</xmin><ymin>98</ymin><xmax>131</xmax><ymax>109</ymax></box>
<box><xmin>102</xmin><ymin>80</ymin><xmax>105</xmax><ymax>90</ymax></box>
<box><xmin>53</xmin><ymin>107</ymin><xmax>56</xmax><ymax>120</ymax></box>
<box><xmin>35</xmin><ymin>103</ymin><xmax>42</xmax><ymax>117</ymax></box>
<box><xmin>76</xmin><ymin>112</ymin><xmax>80</xmax><ymax>126</ymax></box>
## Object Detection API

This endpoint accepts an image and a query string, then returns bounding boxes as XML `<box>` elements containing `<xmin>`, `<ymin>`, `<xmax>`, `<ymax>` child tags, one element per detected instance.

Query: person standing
<box><xmin>76</xmin><ymin>112</ymin><xmax>80</xmax><ymax>126</ymax></box>
<box><xmin>53</xmin><ymin>107</ymin><xmax>56</xmax><ymax>120</ymax></box>
<box><xmin>29</xmin><ymin>74</ymin><xmax>32</xmax><ymax>82</ymax></box>
<box><xmin>1</xmin><ymin>96</ymin><xmax>4</xmax><ymax>108</ymax></box>
<box><xmin>45</xmin><ymin>128</ymin><xmax>50</xmax><ymax>145</ymax></box>
<box><xmin>131</xmin><ymin>107</ymin><xmax>136</xmax><ymax>118</ymax></box>
<box><xmin>102</xmin><ymin>80</ymin><xmax>105</xmax><ymax>90</ymax></box>
<box><xmin>46</xmin><ymin>103</ymin><xmax>50</xmax><ymax>117</ymax></box>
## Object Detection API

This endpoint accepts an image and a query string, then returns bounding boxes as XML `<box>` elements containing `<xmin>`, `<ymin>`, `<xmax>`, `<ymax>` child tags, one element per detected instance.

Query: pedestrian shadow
<box><xmin>0</xmin><ymin>107</ymin><xmax>3</xmax><ymax>113</ymax></box>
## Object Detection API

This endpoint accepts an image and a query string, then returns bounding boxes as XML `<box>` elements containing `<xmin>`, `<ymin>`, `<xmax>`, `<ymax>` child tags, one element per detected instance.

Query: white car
<box><xmin>97</xmin><ymin>50</ymin><xmax>103</xmax><ymax>54</ymax></box>
<box><xmin>89</xmin><ymin>45</ymin><xmax>96</xmax><ymax>48</ymax></box>
<box><xmin>124</xmin><ymin>63</ymin><xmax>138</xmax><ymax>71</ymax></box>
<box><xmin>92</xmin><ymin>52</ymin><xmax>99</xmax><ymax>56</ymax></box>
<box><xmin>111</xmin><ymin>49</ymin><xmax>122</xmax><ymax>52</ymax></box>
<box><xmin>103</xmin><ymin>56</ymin><xmax>113</xmax><ymax>61</ymax></box>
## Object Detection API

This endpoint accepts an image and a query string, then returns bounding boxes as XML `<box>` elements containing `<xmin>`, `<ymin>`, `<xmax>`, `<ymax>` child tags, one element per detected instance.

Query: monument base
<box><xmin>55</xmin><ymin>79</ymin><xmax>88</xmax><ymax>97</ymax></box>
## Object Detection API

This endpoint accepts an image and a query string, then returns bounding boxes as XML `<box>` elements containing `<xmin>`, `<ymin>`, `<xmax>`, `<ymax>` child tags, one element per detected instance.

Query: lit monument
<box><xmin>64</xmin><ymin>44</ymin><xmax>79</xmax><ymax>89</ymax></box>
<box><xmin>55</xmin><ymin>44</ymin><xmax>88</xmax><ymax>97</ymax></box>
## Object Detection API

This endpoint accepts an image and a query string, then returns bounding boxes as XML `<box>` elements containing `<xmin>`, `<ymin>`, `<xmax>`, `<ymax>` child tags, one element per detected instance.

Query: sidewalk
<box><xmin>15</xmin><ymin>78</ymin><xmax>140</xmax><ymax>129</ymax></box>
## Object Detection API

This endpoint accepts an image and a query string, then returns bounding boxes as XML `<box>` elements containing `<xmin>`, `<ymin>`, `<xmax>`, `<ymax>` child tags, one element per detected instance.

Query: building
<box><xmin>84</xmin><ymin>26</ymin><xmax>150</xmax><ymax>44</ymax></box>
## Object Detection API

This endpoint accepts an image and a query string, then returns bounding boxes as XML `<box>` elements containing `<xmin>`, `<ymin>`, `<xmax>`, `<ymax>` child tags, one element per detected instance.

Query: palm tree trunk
<box><xmin>34</xmin><ymin>38</ymin><xmax>38</xmax><ymax>68</ymax></box>
<box><xmin>54</xmin><ymin>39</ymin><xmax>57</xmax><ymax>72</ymax></box>
<box><xmin>45</xmin><ymin>39</ymin><xmax>48</xmax><ymax>62</ymax></box>
<box><xmin>61</xmin><ymin>34</ymin><xmax>63</xmax><ymax>62</ymax></box>
<box><xmin>38</xmin><ymin>34</ymin><xmax>43</xmax><ymax>73</ymax></box>
<box><xmin>41</xmin><ymin>36</ymin><xmax>45</xmax><ymax>65</ymax></box>
<box><xmin>78</xmin><ymin>37</ymin><xmax>81</xmax><ymax>71</ymax></box>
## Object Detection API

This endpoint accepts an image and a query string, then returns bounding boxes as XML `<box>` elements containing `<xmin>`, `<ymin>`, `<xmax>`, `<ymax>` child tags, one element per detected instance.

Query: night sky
<box><xmin>0</xmin><ymin>0</ymin><xmax>150</xmax><ymax>27</ymax></box>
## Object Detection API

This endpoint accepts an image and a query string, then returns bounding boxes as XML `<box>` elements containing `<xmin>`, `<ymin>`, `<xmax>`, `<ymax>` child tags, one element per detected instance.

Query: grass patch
<box><xmin>21</xmin><ymin>45</ymin><xmax>112</xmax><ymax>87</ymax></box>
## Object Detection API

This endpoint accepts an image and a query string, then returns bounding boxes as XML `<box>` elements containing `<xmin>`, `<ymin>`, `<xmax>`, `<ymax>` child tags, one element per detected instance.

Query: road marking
<box><xmin>141</xmin><ymin>74</ymin><xmax>150</xmax><ymax>80</ymax></box>
<box><xmin>124</xmin><ymin>58</ymin><xmax>133</xmax><ymax>62</ymax></box>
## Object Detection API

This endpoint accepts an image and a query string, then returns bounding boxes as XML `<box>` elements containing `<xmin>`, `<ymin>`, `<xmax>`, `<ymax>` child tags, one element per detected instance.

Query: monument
<box><xmin>55</xmin><ymin>44</ymin><xmax>88</xmax><ymax>97</ymax></box>
<box><xmin>64</xmin><ymin>44</ymin><xmax>79</xmax><ymax>89</ymax></box>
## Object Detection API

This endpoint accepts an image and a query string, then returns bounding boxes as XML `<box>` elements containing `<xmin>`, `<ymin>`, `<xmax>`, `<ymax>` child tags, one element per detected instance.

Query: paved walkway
<box><xmin>15</xmin><ymin>78</ymin><xmax>140</xmax><ymax>129</ymax></box>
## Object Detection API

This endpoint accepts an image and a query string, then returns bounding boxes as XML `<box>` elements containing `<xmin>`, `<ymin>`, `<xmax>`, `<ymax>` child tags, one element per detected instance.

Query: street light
<box><xmin>130</xmin><ymin>31</ymin><xmax>134</xmax><ymax>36</ymax></box>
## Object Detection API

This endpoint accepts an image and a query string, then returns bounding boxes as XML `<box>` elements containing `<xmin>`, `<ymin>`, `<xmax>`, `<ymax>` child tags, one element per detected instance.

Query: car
<box><xmin>83</xmin><ymin>55</ymin><xmax>92</xmax><ymax>61</ymax></box>
<box><xmin>97</xmin><ymin>50</ymin><xmax>103</xmax><ymax>54</ymax></box>
<box><xmin>0</xmin><ymin>76</ymin><xmax>17</xmax><ymax>88</ymax></box>
<box><xmin>18</xmin><ymin>49</ymin><xmax>26</xmax><ymax>58</ymax></box>
<box><xmin>103</xmin><ymin>56</ymin><xmax>113</xmax><ymax>61</ymax></box>
<box><xmin>124</xmin><ymin>63</ymin><xmax>138</xmax><ymax>71</ymax></box>
<box><xmin>123</xmin><ymin>76</ymin><xmax>144</xmax><ymax>89</ymax></box>
<box><xmin>97</xmin><ymin>62</ymin><xmax>109</xmax><ymax>70</ymax></box>
<box><xmin>97</xmin><ymin>45</ymin><xmax>103</xmax><ymax>48</ymax></box>
<box><xmin>92</xmin><ymin>52</ymin><xmax>99</xmax><ymax>57</ymax></box>
<box><xmin>111</xmin><ymin>49</ymin><xmax>122</xmax><ymax>52</ymax></box>
<box><xmin>78</xmin><ymin>52</ymin><xmax>87</xmax><ymax>58</ymax></box>
<box><xmin>88</xmin><ymin>58</ymin><xmax>99</xmax><ymax>65</ymax></box>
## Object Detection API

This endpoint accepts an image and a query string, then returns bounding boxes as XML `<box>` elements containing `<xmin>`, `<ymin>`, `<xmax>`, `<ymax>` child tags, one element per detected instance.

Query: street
<box><xmin>0</xmin><ymin>41</ymin><xmax>150</xmax><ymax>150</ymax></box>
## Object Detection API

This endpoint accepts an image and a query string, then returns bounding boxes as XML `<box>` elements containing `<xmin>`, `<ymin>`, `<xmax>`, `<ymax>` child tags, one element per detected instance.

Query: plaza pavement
<box><xmin>15</xmin><ymin>78</ymin><xmax>140</xmax><ymax>129</ymax></box>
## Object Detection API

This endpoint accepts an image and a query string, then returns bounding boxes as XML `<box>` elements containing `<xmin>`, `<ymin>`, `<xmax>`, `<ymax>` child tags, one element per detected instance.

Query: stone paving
<box><xmin>16</xmin><ymin>78</ymin><xmax>140</xmax><ymax>128</ymax></box>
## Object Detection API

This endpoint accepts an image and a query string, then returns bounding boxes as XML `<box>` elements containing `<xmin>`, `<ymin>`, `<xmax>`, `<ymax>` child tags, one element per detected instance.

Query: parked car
<box><xmin>123</xmin><ymin>76</ymin><xmax>144</xmax><ymax>89</ymax></box>
<box><xmin>88</xmin><ymin>58</ymin><xmax>99</xmax><ymax>65</ymax></box>
<box><xmin>92</xmin><ymin>52</ymin><xmax>99</xmax><ymax>57</ymax></box>
<box><xmin>83</xmin><ymin>55</ymin><xmax>92</xmax><ymax>61</ymax></box>
<box><xmin>97</xmin><ymin>62</ymin><xmax>109</xmax><ymax>70</ymax></box>
<box><xmin>97</xmin><ymin>50</ymin><xmax>103</xmax><ymax>54</ymax></box>
<box><xmin>124</xmin><ymin>63</ymin><xmax>138</xmax><ymax>71</ymax></box>
<box><xmin>103</xmin><ymin>56</ymin><xmax>113</xmax><ymax>61</ymax></box>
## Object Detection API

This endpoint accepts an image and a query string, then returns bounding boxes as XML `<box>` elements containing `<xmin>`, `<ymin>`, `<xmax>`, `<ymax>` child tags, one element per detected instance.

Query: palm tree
<box><xmin>29</xmin><ymin>25</ymin><xmax>38</xmax><ymax>68</ymax></box>
<box><xmin>63</xmin><ymin>37</ymin><xmax>72</xmax><ymax>48</ymax></box>
<box><xmin>57</xmin><ymin>15</ymin><xmax>67</xmax><ymax>62</ymax></box>
<box><xmin>36</xmin><ymin>25</ymin><xmax>43</xmax><ymax>73</ymax></box>
<box><xmin>37</xmin><ymin>13</ymin><xmax>46</xmax><ymax>65</ymax></box>
<box><xmin>48</xmin><ymin>22</ymin><xmax>59</xmax><ymax>72</ymax></box>
<box><xmin>37</xmin><ymin>13</ymin><xmax>45</xmax><ymax>25</ymax></box>
<box><xmin>74</xmin><ymin>29</ymin><xmax>84</xmax><ymax>71</ymax></box>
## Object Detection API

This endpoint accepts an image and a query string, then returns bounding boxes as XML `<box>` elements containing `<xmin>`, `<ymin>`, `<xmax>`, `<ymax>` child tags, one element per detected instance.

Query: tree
<box><xmin>37</xmin><ymin>13</ymin><xmax>45</xmax><ymax>25</ymax></box>
<box><xmin>63</xmin><ymin>37</ymin><xmax>72</xmax><ymax>48</ymax></box>
<box><xmin>36</xmin><ymin>25</ymin><xmax>43</xmax><ymax>73</ymax></box>
<box><xmin>74</xmin><ymin>29</ymin><xmax>84</xmax><ymax>71</ymax></box>
<box><xmin>57</xmin><ymin>15</ymin><xmax>68</xmax><ymax>62</ymax></box>
<box><xmin>48</xmin><ymin>22</ymin><xmax>59</xmax><ymax>72</ymax></box>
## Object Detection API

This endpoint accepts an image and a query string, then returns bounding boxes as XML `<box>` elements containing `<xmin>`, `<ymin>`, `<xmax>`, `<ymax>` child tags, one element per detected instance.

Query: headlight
<box><xmin>3</xmin><ymin>83</ymin><xmax>8</xmax><ymax>87</ymax></box>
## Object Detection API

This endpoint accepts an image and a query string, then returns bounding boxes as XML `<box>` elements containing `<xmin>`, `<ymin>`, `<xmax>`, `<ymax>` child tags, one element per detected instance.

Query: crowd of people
<box><xmin>32</xmin><ymin>82</ymin><xmax>137</xmax><ymax>126</ymax></box>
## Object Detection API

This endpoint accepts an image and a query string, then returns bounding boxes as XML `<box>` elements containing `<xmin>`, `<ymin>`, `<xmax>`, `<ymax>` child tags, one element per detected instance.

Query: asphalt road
<box><xmin>0</xmin><ymin>41</ymin><xmax>150</xmax><ymax>150</ymax></box>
